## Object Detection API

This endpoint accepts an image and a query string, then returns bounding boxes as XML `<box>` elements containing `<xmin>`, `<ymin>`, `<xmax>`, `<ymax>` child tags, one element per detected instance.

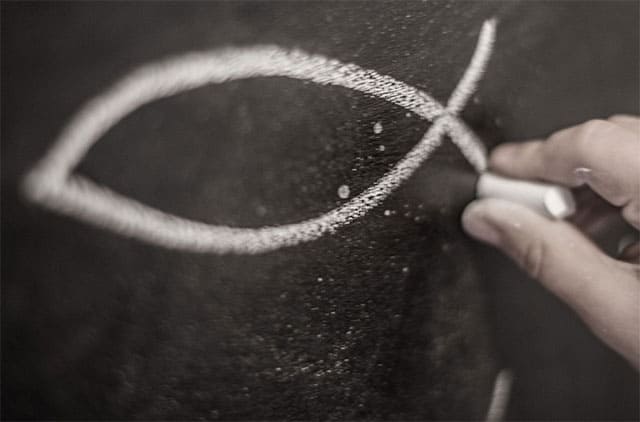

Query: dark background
<box><xmin>2</xmin><ymin>1</ymin><xmax>638</xmax><ymax>420</ymax></box>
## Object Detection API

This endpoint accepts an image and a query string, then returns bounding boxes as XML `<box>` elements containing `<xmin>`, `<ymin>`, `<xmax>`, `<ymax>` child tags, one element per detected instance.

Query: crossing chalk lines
<box><xmin>22</xmin><ymin>19</ymin><xmax>496</xmax><ymax>254</ymax></box>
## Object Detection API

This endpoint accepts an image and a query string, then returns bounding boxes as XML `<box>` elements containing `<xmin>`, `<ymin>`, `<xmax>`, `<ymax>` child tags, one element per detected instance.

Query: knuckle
<box><xmin>545</xmin><ymin>127</ymin><xmax>573</xmax><ymax>156</ymax></box>
<box><xmin>608</xmin><ymin>113</ymin><xmax>639</xmax><ymax>124</ymax></box>
<box><xmin>572</xmin><ymin>119</ymin><xmax>613</xmax><ymax>163</ymax></box>
<box><xmin>582</xmin><ymin>118</ymin><xmax>612</xmax><ymax>136</ymax></box>
<box><xmin>579</xmin><ymin>118</ymin><xmax>612</xmax><ymax>142</ymax></box>
<box><xmin>608</xmin><ymin>113</ymin><xmax>631</xmax><ymax>121</ymax></box>
<box><xmin>517</xmin><ymin>239</ymin><xmax>547</xmax><ymax>279</ymax></box>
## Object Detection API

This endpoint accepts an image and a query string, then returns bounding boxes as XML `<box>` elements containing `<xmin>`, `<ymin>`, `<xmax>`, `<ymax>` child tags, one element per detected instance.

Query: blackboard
<box><xmin>2</xmin><ymin>1</ymin><xmax>638</xmax><ymax>420</ymax></box>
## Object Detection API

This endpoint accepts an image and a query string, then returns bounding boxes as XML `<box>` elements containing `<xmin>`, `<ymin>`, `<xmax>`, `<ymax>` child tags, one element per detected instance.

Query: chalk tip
<box><xmin>544</xmin><ymin>187</ymin><xmax>576</xmax><ymax>219</ymax></box>
<box><xmin>476</xmin><ymin>172</ymin><xmax>576</xmax><ymax>220</ymax></box>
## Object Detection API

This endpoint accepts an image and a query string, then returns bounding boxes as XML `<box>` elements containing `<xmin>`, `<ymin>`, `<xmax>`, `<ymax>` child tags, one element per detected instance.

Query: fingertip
<box><xmin>489</xmin><ymin>140</ymin><xmax>547</xmax><ymax>180</ymax></box>
<box><xmin>461</xmin><ymin>200</ymin><xmax>502</xmax><ymax>246</ymax></box>
<box><xmin>488</xmin><ymin>143</ymin><xmax>518</xmax><ymax>172</ymax></box>
<box><xmin>462</xmin><ymin>199</ymin><xmax>536</xmax><ymax>247</ymax></box>
<box><xmin>461</xmin><ymin>198</ymin><xmax>558</xmax><ymax>263</ymax></box>
<box><xmin>463</xmin><ymin>198</ymin><xmax>610</xmax><ymax>293</ymax></box>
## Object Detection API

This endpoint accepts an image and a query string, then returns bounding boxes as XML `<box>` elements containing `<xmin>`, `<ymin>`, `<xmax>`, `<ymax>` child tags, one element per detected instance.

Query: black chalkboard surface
<box><xmin>2</xmin><ymin>1</ymin><xmax>638</xmax><ymax>420</ymax></box>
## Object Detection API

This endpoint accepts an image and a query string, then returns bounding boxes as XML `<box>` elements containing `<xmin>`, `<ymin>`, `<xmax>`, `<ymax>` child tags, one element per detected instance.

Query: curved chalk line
<box><xmin>22</xmin><ymin>19</ymin><xmax>496</xmax><ymax>254</ymax></box>
<box><xmin>485</xmin><ymin>369</ymin><xmax>513</xmax><ymax>422</ymax></box>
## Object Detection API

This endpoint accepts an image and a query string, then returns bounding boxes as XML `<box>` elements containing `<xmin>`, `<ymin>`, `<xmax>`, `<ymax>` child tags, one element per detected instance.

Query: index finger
<box><xmin>489</xmin><ymin>118</ymin><xmax>640</xmax><ymax>209</ymax></box>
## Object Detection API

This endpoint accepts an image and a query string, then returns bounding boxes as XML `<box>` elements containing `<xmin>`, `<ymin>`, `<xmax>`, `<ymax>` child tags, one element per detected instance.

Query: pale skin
<box><xmin>461</xmin><ymin>115</ymin><xmax>640</xmax><ymax>370</ymax></box>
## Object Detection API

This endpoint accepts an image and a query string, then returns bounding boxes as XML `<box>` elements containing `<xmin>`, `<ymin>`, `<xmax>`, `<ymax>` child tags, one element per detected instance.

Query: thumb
<box><xmin>461</xmin><ymin>198</ymin><xmax>609</xmax><ymax>289</ymax></box>
<box><xmin>462</xmin><ymin>198</ymin><xmax>640</xmax><ymax>368</ymax></box>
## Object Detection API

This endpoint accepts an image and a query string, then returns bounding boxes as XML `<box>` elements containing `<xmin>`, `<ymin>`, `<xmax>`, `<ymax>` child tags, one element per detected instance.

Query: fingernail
<box><xmin>461</xmin><ymin>201</ymin><xmax>502</xmax><ymax>246</ymax></box>
<box><xmin>618</xmin><ymin>234</ymin><xmax>640</xmax><ymax>263</ymax></box>
<box><xmin>573</xmin><ymin>167</ymin><xmax>592</xmax><ymax>186</ymax></box>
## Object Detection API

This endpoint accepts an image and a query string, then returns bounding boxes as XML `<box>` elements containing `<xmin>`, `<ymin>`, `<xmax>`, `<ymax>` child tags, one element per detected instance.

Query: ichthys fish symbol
<box><xmin>22</xmin><ymin>19</ymin><xmax>497</xmax><ymax>255</ymax></box>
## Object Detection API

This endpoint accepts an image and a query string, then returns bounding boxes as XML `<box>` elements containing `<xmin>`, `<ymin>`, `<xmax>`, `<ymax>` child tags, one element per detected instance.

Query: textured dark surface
<box><xmin>2</xmin><ymin>1</ymin><xmax>638</xmax><ymax>420</ymax></box>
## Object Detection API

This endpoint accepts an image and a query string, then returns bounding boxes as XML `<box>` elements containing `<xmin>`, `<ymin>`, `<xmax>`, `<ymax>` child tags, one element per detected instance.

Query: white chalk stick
<box><xmin>476</xmin><ymin>172</ymin><xmax>576</xmax><ymax>219</ymax></box>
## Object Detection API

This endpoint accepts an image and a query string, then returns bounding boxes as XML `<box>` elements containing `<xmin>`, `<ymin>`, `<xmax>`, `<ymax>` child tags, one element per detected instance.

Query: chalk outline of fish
<box><xmin>22</xmin><ymin>19</ymin><xmax>496</xmax><ymax>254</ymax></box>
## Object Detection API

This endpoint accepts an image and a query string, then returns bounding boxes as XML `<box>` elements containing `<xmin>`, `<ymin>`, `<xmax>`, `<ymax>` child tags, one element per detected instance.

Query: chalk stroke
<box><xmin>22</xmin><ymin>19</ymin><xmax>496</xmax><ymax>254</ymax></box>
<box><xmin>485</xmin><ymin>369</ymin><xmax>513</xmax><ymax>422</ymax></box>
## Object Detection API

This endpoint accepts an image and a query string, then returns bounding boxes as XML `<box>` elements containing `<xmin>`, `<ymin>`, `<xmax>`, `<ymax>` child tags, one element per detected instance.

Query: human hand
<box><xmin>461</xmin><ymin>116</ymin><xmax>640</xmax><ymax>369</ymax></box>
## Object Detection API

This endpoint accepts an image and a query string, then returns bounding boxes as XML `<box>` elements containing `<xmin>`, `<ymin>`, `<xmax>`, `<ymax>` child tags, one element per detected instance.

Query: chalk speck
<box><xmin>373</xmin><ymin>121</ymin><xmax>383</xmax><ymax>134</ymax></box>
<box><xmin>405</xmin><ymin>112</ymin><xmax>412</xmax><ymax>118</ymax></box>
<box><xmin>317</xmin><ymin>277</ymin><xmax>323</xmax><ymax>282</ymax></box>
<box><xmin>384</xmin><ymin>209</ymin><xmax>392</xmax><ymax>216</ymax></box>
<box><xmin>337</xmin><ymin>184</ymin><xmax>350</xmax><ymax>199</ymax></box>
<box><xmin>402</xmin><ymin>267</ymin><xmax>410</xmax><ymax>274</ymax></box>
<box><xmin>378</xmin><ymin>144</ymin><xmax>386</xmax><ymax>152</ymax></box>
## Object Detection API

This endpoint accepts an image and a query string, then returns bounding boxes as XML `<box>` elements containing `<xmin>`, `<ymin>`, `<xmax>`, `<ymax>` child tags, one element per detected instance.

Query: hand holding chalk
<box><xmin>476</xmin><ymin>172</ymin><xmax>576</xmax><ymax>219</ymax></box>
<box><xmin>462</xmin><ymin>115</ymin><xmax>640</xmax><ymax>370</ymax></box>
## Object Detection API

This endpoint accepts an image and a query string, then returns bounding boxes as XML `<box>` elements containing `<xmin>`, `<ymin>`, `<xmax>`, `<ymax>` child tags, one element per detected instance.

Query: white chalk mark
<box><xmin>22</xmin><ymin>19</ymin><xmax>496</xmax><ymax>254</ymax></box>
<box><xmin>373</xmin><ymin>121</ymin><xmax>383</xmax><ymax>134</ymax></box>
<box><xmin>337</xmin><ymin>184</ymin><xmax>351</xmax><ymax>199</ymax></box>
<box><xmin>445</xmin><ymin>18</ymin><xmax>496</xmax><ymax>171</ymax></box>
<box><xmin>447</xmin><ymin>19</ymin><xmax>496</xmax><ymax>115</ymax></box>
<box><xmin>485</xmin><ymin>369</ymin><xmax>513</xmax><ymax>422</ymax></box>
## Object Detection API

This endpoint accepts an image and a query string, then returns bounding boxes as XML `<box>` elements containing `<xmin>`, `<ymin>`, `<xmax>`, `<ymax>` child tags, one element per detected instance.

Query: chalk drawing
<box><xmin>22</xmin><ymin>19</ymin><xmax>496</xmax><ymax>254</ymax></box>
<box><xmin>485</xmin><ymin>369</ymin><xmax>513</xmax><ymax>422</ymax></box>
